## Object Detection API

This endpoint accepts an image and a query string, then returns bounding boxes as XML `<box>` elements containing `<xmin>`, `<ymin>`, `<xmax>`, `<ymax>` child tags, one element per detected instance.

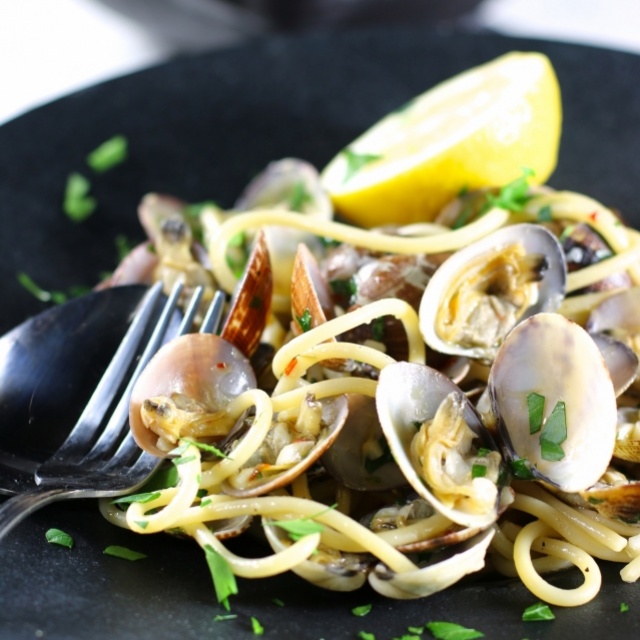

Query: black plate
<box><xmin>1</xmin><ymin>26</ymin><xmax>640</xmax><ymax>640</ymax></box>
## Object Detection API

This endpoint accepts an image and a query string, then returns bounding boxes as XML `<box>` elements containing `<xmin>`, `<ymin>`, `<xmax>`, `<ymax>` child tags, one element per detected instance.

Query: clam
<box><xmin>262</xmin><ymin>516</ymin><xmax>369</xmax><ymax>591</ymax></box>
<box><xmin>589</xmin><ymin>332</ymin><xmax>638</xmax><ymax>397</ymax></box>
<box><xmin>419</xmin><ymin>223</ymin><xmax>567</xmax><ymax>361</ymax></box>
<box><xmin>367</xmin><ymin>527</ymin><xmax>494</xmax><ymax>599</ymax></box>
<box><xmin>220</xmin><ymin>230</ymin><xmax>273</xmax><ymax>359</ymax></box>
<box><xmin>321</xmin><ymin>394</ymin><xmax>407</xmax><ymax>492</ymax></box>
<box><xmin>376</xmin><ymin>362</ymin><xmax>503</xmax><ymax>529</ymax></box>
<box><xmin>614</xmin><ymin>407</ymin><xmax>640</xmax><ymax>463</ymax></box>
<box><xmin>235</xmin><ymin>158</ymin><xmax>332</xmax><ymax>307</ymax></box>
<box><xmin>361</xmin><ymin>495</ymin><xmax>484</xmax><ymax>554</ymax></box>
<box><xmin>488</xmin><ymin>312</ymin><xmax>617</xmax><ymax>493</ymax></box>
<box><xmin>222</xmin><ymin>394</ymin><xmax>349</xmax><ymax>497</ymax></box>
<box><xmin>578</xmin><ymin>467</ymin><xmax>640</xmax><ymax>524</ymax></box>
<box><xmin>129</xmin><ymin>333</ymin><xmax>257</xmax><ymax>457</ymax></box>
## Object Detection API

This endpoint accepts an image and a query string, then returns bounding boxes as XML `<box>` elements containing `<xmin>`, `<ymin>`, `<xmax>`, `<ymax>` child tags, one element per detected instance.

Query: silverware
<box><xmin>0</xmin><ymin>281</ymin><xmax>224</xmax><ymax>541</ymax></box>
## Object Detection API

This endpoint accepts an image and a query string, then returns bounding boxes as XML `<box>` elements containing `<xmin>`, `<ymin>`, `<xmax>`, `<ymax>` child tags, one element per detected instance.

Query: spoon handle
<box><xmin>0</xmin><ymin>485</ymin><xmax>72</xmax><ymax>541</ymax></box>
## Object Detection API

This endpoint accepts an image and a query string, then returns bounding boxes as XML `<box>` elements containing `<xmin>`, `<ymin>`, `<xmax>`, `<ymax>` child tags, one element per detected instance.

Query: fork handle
<box><xmin>0</xmin><ymin>485</ymin><xmax>73</xmax><ymax>542</ymax></box>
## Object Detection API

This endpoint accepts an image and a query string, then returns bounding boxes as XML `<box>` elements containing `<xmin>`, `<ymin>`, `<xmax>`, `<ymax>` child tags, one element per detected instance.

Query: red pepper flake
<box><xmin>284</xmin><ymin>358</ymin><xmax>298</xmax><ymax>376</ymax></box>
<box><xmin>588</xmin><ymin>211</ymin><xmax>598</xmax><ymax>222</ymax></box>
<box><xmin>216</xmin><ymin>362</ymin><xmax>227</xmax><ymax>369</ymax></box>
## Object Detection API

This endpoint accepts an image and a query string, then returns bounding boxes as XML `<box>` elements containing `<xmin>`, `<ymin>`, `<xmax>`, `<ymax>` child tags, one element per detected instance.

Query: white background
<box><xmin>1</xmin><ymin>0</ymin><xmax>639</xmax><ymax>126</ymax></box>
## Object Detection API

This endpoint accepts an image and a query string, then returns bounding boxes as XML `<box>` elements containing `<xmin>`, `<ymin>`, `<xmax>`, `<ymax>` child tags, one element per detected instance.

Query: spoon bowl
<box><xmin>0</xmin><ymin>285</ymin><xmax>150</xmax><ymax>494</ymax></box>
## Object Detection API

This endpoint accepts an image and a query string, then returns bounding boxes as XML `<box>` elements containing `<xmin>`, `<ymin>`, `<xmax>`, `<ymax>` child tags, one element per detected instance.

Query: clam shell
<box><xmin>222</xmin><ymin>395</ymin><xmax>349</xmax><ymax>497</ymax></box>
<box><xmin>367</xmin><ymin>527</ymin><xmax>494</xmax><ymax>599</ymax></box>
<box><xmin>376</xmin><ymin>361</ymin><xmax>501</xmax><ymax>528</ymax></box>
<box><xmin>419</xmin><ymin>223</ymin><xmax>566</xmax><ymax>361</ymax></box>
<box><xmin>220</xmin><ymin>229</ymin><xmax>273</xmax><ymax>359</ymax></box>
<box><xmin>129</xmin><ymin>333</ymin><xmax>257</xmax><ymax>457</ymax></box>
<box><xmin>489</xmin><ymin>312</ymin><xmax>617</xmax><ymax>493</ymax></box>
<box><xmin>262</xmin><ymin>516</ymin><xmax>369</xmax><ymax>591</ymax></box>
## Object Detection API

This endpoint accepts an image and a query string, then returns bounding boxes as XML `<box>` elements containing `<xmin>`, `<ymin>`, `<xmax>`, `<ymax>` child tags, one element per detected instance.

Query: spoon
<box><xmin>0</xmin><ymin>285</ymin><xmax>153</xmax><ymax>495</ymax></box>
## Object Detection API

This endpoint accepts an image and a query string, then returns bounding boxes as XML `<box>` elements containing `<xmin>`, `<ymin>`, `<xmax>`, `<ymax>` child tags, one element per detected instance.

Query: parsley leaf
<box><xmin>288</xmin><ymin>181</ymin><xmax>312</xmax><ymax>212</ymax></box>
<box><xmin>485</xmin><ymin>167</ymin><xmax>535</xmax><ymax>212</ymax></box>
<box><xmin>63</xmin><ymin>172</ymin><xmax>96</xmax><ymax>221</ymax></box>
<box><xmin>527</xmin><ymin>392</ymin><xmax>545</xmax><ymax>435</ymax></box>
<box><xmin>358</xmin><ymin>632</ymin><xmax>376</xmax><ymax>640</ymax></box>
<box><xmin>181</xmin><ymin>438</ymin><xmax>230</xmax><ymax>460</ymax></box>
<box><xmin>204</xmin><ymin>545</ymin><xmax>238</xmax><ymax>610</ymax></box>
<box><xmin>540</xmin><ymin>400</ymin><xmax>567</xmax><ymax>461</ymax></box>
<box><xmin>264</xmin><ymin>517</ymin><xmax>324</xmax><ymax>542</ymax></box>
<box><xmin>522</xmin><ymin>602</ymin><xmax>555</xmax><ymax>621</ymax></box>
<box><xmin>86</xmin><ymin>135</ymin><xmax>128</xmax><ymax>173</ymax></box>
<box><xmin>103</xmin><ymin>545</ymin><xmax>147</xmax><ymax>561</ymax></box>
<box><xmin>111</xmin><ymin>491</ymin><xmax>161</xmax><ymax>505</ymax></box>
<box><xmin>352</xmin><ymin>604</ymin><xmax>372</xmax><ymax>617</ymax></box>
<box><xmin>620</xmin><ymin>602</ymin><xmax>630</xmax><ymax>613</ymax></box>
<box><xmin>296</xmin><ymin>308</ymin><xmax>313</xmax><ymax>333</ymax></box>
<box><xmin>45</xmin><ymin>528</ymin><xmax>74</xmax><ymax>549</ymax></box>
<box><xmin>426</xmin><ymin>621</ymin><xmax>484</xmax><ymax>640</ymax></box>
<box><xmin>471</xmin><ymin>463</ymin><xmax>487</xmax><ymax>478</ymax></box>
<box><xmin>342</xmin><ymin>149</ymin><xmax>382</xmax><ymax>183</ymax></box>
<box><xmin>17</xmin><ymin>272</ymin><xmax>67</xmax><ymax>303</ymax></box>
<box><xmin>510</xmin><ymin>458</ymin><xmax>534</xmax><ymax>480</ymax></box>
<box><xmin>250</xmin><ymin>616</ymin><xmax>264</xmax><ymax>635</ymax></box>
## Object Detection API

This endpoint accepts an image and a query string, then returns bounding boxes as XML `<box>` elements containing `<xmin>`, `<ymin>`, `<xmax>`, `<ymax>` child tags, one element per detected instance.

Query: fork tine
<box><xmin>46</xmin><ymin>282</ymin><xmax>165</xmax><ymax>458</ymax></box>
<box><xmin>44</xmin><ymin>281</ymin><xmax>183</xmax><ymax>468</ymax></box>
<box><xmin>200</xmin><ymin>289</ymin><xmax>226</xmax><ymax>334</ymax></box>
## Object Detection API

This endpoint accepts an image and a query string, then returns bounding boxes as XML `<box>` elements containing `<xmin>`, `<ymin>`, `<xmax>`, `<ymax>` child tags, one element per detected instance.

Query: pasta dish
<box><xmin>94</xmin><ymin>156</ymin><xmax>640</xmax><ymax>609</ymax></box>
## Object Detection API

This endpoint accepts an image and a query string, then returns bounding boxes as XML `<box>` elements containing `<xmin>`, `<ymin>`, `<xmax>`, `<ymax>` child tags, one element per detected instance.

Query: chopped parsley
<box><xmin>17</xmin><ymin>272</ymin><xmax>67</xmax><ymax>303</ymax></box>
<box><xmin>425</xmin><ymin>621</ymin><xmax>484</xmax><ymax>640</ymax></box>
<box><xmin>86</xmin><ymin>135</ymin><xmax>128</xmax><ymax>173</ymax></box>
<box><xmin>371</xmin><ymin>316</ymin><xmax>385</xmax><ymax>342</ymax></box>
<box><xmin>539</xmin><ymin>400</ymin><xmax>567</xmax><ymax>461</ymax></box>
<box><xmin>288</xmin><ymin>181</ymin><xmax>312</xmax><ymax>212</ymax></box>
<box><xmin>272</xmin><ymin>598</ymin><xmax>285</xmax><ymax>607</ymax></box>
<box><xmin>620</xmin><ymin>602</ymin><xmax>630</xmax><ymax>613</ymax></box>
<box><xmin>296</xmin><ymin>308</ymin><xmax>313</xmax><ymax>333</ymax></box>
<box><xmin>204</xmin><ymin>545</ymin><xmax>238</xmax><ymax>610</ymax></box>
<box><xmin>485</xmin><ymin>167</ymin><xmax>535</xmax><ymax>212</ymax></box>
<box><xmin>510</xmin><ymin>458</ymin><xmax>534</xmax><ymax>480</ymax></box>
<box><xmin>103</xmin><ymin>545</ymin><xmax>147</xmax><ymax>561</ymax></box>
<box><xmin>181</xmin><ymin>438</ymin><xmax>230</xmax><ymax>460</ymax></box>
<box><xmin>527</xmin><ymin>392</ymin><xmax>545</xmax><ymax>434</ymax></box>
<box><xmin>264</xmin><ymin>516</ymin><xmax>324</xmax><ymax>542</ymax></box>
<box><xmin>471</xmin><ymin>463</ymin><xmax>487</xmax><ymax>478</ymax></box>
<box><xmin>45</xmin><ymin>528</ymin><xmax>74</xmax><ymax>549</ymax></box>
<box><xmin>351</xmin><ymin>604</ymin><xmax>372</xmax><ymax>617</ymax></box>
<box><xmin>250</xmin><ymin>616</ymin><xmax>264</xmax><ymax>635</ymax></box>
<box><xmin>63</xmin><ymin>172</ymin><xmax>96</xmax><ymax>221</ymax></box>
<box><xmin>537</xmin><ymin>205</ymin><xmax>553</xmax><ymax>222</ymax></box>
<box><xmin>358</xmin><ymin>632</ymin><xmax>376</xmax><ymax>640</ymax></box>
<box><xmin>329</xmin><ymin>277</ymin><xmax>358</xmax><ymax>302</ymax></box>
<box><xmin>172</xmin><ymin>455</ymin><xmax>197</xmax><ymax>466</ymax></box>
<box><xmin>213</xmin><ymin>614</ymin><xmax>237</xmax><ymax>622</ymax></box>
<box><xmin>112</xmin><ymin>491</ymin><xmax>161</xmax><ymax>505</ymax></box>
<box><xmin>342</xmin><ymin>149</ymin><xmax>382</xmax><ymax>183</ymax></box>
<box><xmin>522</xmin><ymin>601</ymin><xmax>555</xmax><ymax>621</ymax></box>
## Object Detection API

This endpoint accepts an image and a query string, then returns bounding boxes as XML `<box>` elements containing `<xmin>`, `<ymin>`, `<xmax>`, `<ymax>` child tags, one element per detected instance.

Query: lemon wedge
<box><xmin>321</xmin><ymin>51</ymin><xmax>562</xmax><ymax>227</ymax></box>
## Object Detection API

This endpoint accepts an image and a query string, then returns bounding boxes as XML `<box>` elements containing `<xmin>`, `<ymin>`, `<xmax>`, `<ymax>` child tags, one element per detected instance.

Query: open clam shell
<box><xmin>321</xmin><ymin>394</ymin><xmax>407</xmax><ymax>492</ymax></box>
<box><xmin>419</xmin><ymin>223</ymin><xmax>566</xmax><ymax>361</ymax></box>
<box><xmin>376</xmin><ymin>362</ymin><xmax>503</xmax><ymax>529</ymax></box>
<box><xmin>222</xmin><ymin>395</ymin><xmax>349</xmax><ymax>497</ymax></box>
<box><xmin>489</xmin><ymin>312</ymin><xmax>617</xmax><ymax>493</ymax></box>
<box><xmin>262</xmin><ymin>517</ymin><xmax>369</xmax><ymax>592</ymax></box>
<box><xmin>129</xmin><ymin>333</ymin><xmax>257</xmax><ymax>457</ymax></box>
<box><xmin>220</xmin><ymin>229</ymin><xmax>273</xmax><ymax>359</ymax></box>
<box><xmin>368</xmin><ymin>527</ymin><xmax>494</xmax><ymax>599</ymax></box>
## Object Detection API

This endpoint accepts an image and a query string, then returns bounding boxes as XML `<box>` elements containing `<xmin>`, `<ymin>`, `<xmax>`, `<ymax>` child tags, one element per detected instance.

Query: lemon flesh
<box><xmin>321</xmin><ymin>51</ymin><xmax>562</xmax><ymax>227</ymax></box>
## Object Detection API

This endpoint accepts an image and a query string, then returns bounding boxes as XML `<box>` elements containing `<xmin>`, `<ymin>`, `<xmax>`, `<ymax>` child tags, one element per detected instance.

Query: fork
<box><xmin>0</xmin><ymin>281</ymin><xmax>225</xmax><ymax>541</ymax></box>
